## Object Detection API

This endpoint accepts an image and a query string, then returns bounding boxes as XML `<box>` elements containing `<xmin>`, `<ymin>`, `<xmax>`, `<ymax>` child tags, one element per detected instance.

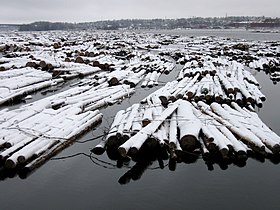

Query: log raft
<box><xmin>0</xmin><ymin>82</ymin><xmax>135</xmax><ymax>169</ymax></box>
<box><xmin>0</xmin><ymin>30</ymin><xmax>279</xmax><ymax>177</ymax></box>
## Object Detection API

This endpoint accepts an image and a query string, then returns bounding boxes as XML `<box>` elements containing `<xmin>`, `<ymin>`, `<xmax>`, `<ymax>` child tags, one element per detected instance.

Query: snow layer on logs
<box><xmin>0</xmin><ymin>82</ymin><xmax>135</xmax><ymax>169</ymax></box>
<box><xmin>162</xmin><ymin>58</ymin><xmax>266</xmax><ymax>107</ymax></box>
<box><xmin>98</xmin><ymin>47</ymin><xmax>279</xmax><ymax>164</ymax></box>
<box><xmin>100</xmin><ymin>96</ymin><xmax>280</xmax><ymax>161</ymax></box>
<box><xmin>0</xmin><ymin>31</ymin><xmax>177</xmax><ymax>105</ymax></box>
<box><xmin>1</xmin><ymin>30</ymin><xmax>280</xmax><ymax>178</ymax></box>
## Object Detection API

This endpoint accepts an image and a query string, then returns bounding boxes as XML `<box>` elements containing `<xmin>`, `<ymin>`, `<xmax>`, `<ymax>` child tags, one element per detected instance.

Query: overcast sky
<box><xmin>0</xmin><ymin>0</ymin><xmax>279</xmax><ymax>24</ymax></box>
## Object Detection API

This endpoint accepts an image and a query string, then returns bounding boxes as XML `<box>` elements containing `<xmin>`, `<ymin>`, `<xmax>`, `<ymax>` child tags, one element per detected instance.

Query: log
<box><xmin>123</xmin><ymin>104</ymin><xmax>140</xmax><ymax>133</ymax></box>
<box><xmin>106</xmin><ymin>110</ymin><xmax>125</xmax><ymax>146</ymax></box>
<box><xmin>3</xmin><ymin>132</ymin><xmax>30</xmax><ymax>148</ymax></box>
<box><xmin>207</xmin><ymin>124</ymin><xmax>231</xmax><ymax>158</ymax></box>
<box><xmin>83</xmin><ymin>87</ymin><xmax>135</xmax><ymax>112</ymax></box>
<box><xmin>6</xmin><ymin>139</ymin><xmax>57</xmax><ymax>167</ymax></box>
<box><xmin>91</xmin><ymin>140</ymin><xmax>106</xmax><ymax>155</ymax></box>
<box><xmin>171</xmin><ymin>77</ymin><xmax>191</xmax><ymax>97</ymax></box>
<box><xmin>175</xmin><ymin>73</ymin><xmax>200</xmax><ymax>99</ymax></box>
<box><xmin>236</xmin><ymin>80</ymin><xmax>254</xmax><ymax>104</ymax></box>
<box><xmin>142</xmin><ymin>106</ymin><xmax>153</xmax><ymax>127</ymax></box>
<box><xmin>200</xmin><ymin>125</ymin><xmax>217</xmax><ymax>152</ymax></box>
<box><xmin>213</xmin><ymin>75</ymin><xmax>224</xmax><ymax>103</ymax></box>
<box><xmin>207</xmin><ymin>102</ymin><xmax>265</xmax><ymax>150</ymax></box>
<box><xmin>177</xmin><ymin>100</ymin><xmax>201</xmax><ymax>151</ymax></box>
<box><xmin>141</xmin><ymin>72</ymin><xmax>151</xmax><ymax>87</ymax></box>
<box><xmin>186</xmin><ymin>83</ymin><xmax>199</xmax><ymax>99</ymax></box>
<box><xmin>153</xmin><ymin>126</ymin><xmax>167</xmax><ymax>146</ymax></box>
<box><xmin>131</xmin><ymin>108</ymin><xmax>144</xmax><ymax>135</ymax></box>
<box><xmin>168</xmin><ymin>111</ymin><xmax>178</xmax><ymax>148</ymax></box>
<box><xmin>244</xmin><ymin>80</ymin><xmax>266</xmax><ymax>102</ymax></box>
<box><xmin>116</xmin><ymin>108</ymin><xmax>131</xmax><ymax>139</ymax></box>
<box><xmin>230</xmin><ymin>102</ymin><xmax>280</xmax><ymax>153</ymax></box>
<box><xmin>217</xmin><ymin>72</ymin><xmax>234</xmax><ymax>94</ymax></box>
<box><xmin>1</xmin><ymin>136</ymin><xmax>36</xmax><ymax>163</ymax></box>
<box><xmin>198</xmin><ymin>136</ymin><xmax>210</xmax><ymax>159</ymax></box>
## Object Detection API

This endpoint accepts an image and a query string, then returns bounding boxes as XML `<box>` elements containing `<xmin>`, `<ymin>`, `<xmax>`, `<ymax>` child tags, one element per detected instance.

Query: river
<box><xmin>0</xmin><ymin>29</ymin><xmax>279</xmax><ymax>210</ymax></box>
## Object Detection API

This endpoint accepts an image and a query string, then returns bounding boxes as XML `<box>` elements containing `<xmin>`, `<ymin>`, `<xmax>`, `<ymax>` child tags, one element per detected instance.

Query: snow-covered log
<box><xmin>177</xmin><ymin>100</ymin><xmax>201</xmax><ymax>151</ymax></box>
<box><xmin>118</xmin><ymin>102</ymin><xmax>178</xmax><ymax>157</ymax></box>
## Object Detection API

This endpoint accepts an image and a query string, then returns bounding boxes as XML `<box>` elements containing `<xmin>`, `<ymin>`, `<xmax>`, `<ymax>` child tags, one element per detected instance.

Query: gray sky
<box><xmin>0</xmin><ymin>0</ymin><xmax>279</xmax><ymax>24</ymax></box>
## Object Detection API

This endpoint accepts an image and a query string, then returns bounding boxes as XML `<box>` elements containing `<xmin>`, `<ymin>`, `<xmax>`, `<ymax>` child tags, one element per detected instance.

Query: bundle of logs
<box><xmin>0</xmin><ymin>67</ymin><xmax>64</xmax><ymax>105</ymax></box>
<box><xmin>0</xmin><ymin>83</ymin><xmax>135</xmax><ymax>170</ymax></box>
<box><xmin>248</xmin><ymin>57</ymin><xmax>280</xmax><ymax>83</ymax></box>
<box><xmin>161</xmin><ymin>58</ymin><xmax>265</xmax><ymax>108</ymax></box>
<box><xmin>94</xmin><ymin>98</ymin><xmax>280</xmax><ymax>162</ymax></box>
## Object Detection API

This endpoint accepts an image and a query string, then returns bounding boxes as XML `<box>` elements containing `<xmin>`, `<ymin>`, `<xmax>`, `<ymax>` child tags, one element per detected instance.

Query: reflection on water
<box><xmin>92</xmin><ymin>139</ymin><xmax>280</xmax><ymax>184</ymax></box>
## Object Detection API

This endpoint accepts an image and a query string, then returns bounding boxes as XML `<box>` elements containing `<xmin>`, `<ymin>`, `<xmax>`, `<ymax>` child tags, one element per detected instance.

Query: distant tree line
<box><xmin>11</xmin><ymin>16</ymin><xmax>280</xmax><ymax>31</ymax></box>
<box><xmin>18</xmin><ymin>21</ymin><xmax>76</xmax><ymax>31</ymax></box>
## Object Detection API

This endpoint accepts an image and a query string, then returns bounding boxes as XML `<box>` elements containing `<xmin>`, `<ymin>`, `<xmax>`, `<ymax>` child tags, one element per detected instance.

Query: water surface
<box><xmin>0</xmin><ymin>29</ymin><xmax>280</xmax><ymax>210</ymax></box>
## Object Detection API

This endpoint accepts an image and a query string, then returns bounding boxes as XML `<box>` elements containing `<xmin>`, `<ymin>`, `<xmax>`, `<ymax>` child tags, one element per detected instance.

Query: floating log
<box><xmin>118</xmin><ymin>102</ymin><xmax>178</xmax><ymax>157</ymax></box>
<box><xmin>123</xmin><ymin>104</ymin><xmax>140</xmax><ymax>134</ymax></box>
<box><xmin>131</xmin><ymin>109</ymin><xmax>143</xmax><ymax>135</ymax></box>
<box><xmin>177</xmin><ymin>100</ymin><xmax>201</xmax><ymax>151</ymax></box>
<box><xmin>91</xmin><ymin>140</ymin><xmax>106</xmax><ymax>155</ymax></box>
<box><xmin>200</xmin><ymin>102</ymin><xmax>266</xmax><ymax>152</ymax></box>
<box><xmin>106</xmin><ymin>110</ymin><xmax>125</xmax><ymax>146</ymax></box>
<box><xmin>142</xmin><ymin>106</ymin><xmax>153</xmax><ymax>127</ymax></box>
<box><xmin>168</xmin><ymin>111</ymin><xmax>178</xmax><ymax>150</ymax></box>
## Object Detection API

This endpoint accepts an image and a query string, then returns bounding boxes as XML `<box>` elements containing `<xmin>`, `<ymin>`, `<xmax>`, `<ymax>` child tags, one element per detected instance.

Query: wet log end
<box><xmin>5</xmin><ymin>159</ymin><xmax>16</xmax><ymax>169</ymax></box>
<box><xmin>118</xmin><ymin>147</ymin><xmax>128</xmax><ymax>157</ymax></box>
<box><xmin>180</xmin><ymin>135</ymin><xmax>198</xmax><ymax>151</ymax></box>
<box><xmin>91</xmin><ymin>146</ymin><xmax>105</xmax><ymax>155</ymax></box>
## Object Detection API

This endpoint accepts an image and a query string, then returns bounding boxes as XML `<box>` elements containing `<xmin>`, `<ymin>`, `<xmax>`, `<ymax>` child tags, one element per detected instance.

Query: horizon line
<box><xmin>1</xmin><ymin>15</ymin><xmax>279</xmax><ymax>25</ymax></box>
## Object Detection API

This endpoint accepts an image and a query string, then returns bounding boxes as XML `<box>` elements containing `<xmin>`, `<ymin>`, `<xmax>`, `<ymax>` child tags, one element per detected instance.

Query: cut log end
<box><xmin>128</xmin><ymin>147</ymin><xmax>139</xmax><ymax>156</ymax></box>
<box><xmin>236</xmin><ymin>150</ymin><xmax>248</xmax><ymax>160</ymax></box>
<box><xmin>106</xmin><ymin>136</ymin><xmax>119</xmax><ymax>147</ymax></box>
<box><xmin>142</xmin><ymin>119</ymin><xmax>151</xmax><ymax>127</ymax></box>
<box><xmin>91</xmin><ymin>147</ymin><xmax>105</xmax><ymax>155</ymax></box>
<box><xmin>17</xmin><ymin>156</ymin><xmax>26</xmax><ymax>164</ymax></box>
<box><xmin>270</xmin><ymin>144</ymin><xmax>280</xmax><ymax>154</ymax></box>
<box><xmin>207</xmin><ymin>142</ymin><xmax>217</xmax><ymax>152</ymax></box>
<box><xmin>108</xmin><ymin>77</ymin><xmax>119</xmax><ymax>86</ymax></box>
<box><xmin>159</xmin><ymin>96</ymin><xmax>168</xmax><ymax>107</ymax></box>
<box><xmin>118</xmin><ymin>147</ymin><xmax>128</xmax><ymax>157</ymax></box>
<box><xmin>180</xmin><ymin>135</ymin><xmax>198</xmax><ymax>151</ymax></box>
<box><xmin>220</xmin><ymin>148</ymin><xmax>229</xmax><ymax>159</ymax></box>
<box><xmin>201</xmin><ymin>151</ymin><xmax>211</xmax><ymax>160</ymax></box>
<box><xmin>5</xmin><ymin>159</ymin><xmax>16</xmax><ymax>169</ymax></box>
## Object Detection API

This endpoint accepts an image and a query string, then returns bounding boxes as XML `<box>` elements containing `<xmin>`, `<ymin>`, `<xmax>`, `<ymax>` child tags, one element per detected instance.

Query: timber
<box><xmin>0</xmin><ymin>29</ymin><xmax>280</xmax><ymax>178</ymax></box>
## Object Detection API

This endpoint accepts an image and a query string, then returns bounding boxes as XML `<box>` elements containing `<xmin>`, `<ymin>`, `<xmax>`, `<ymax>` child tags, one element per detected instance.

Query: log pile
<box><xmin>95</xmin><ymin>47</ymin><xmax>280</xmax><ymax>170</ymax></box>
<box><xmin>0</xmin><ymin>32</ymin><xmax>178</xmax><ymax>105</ymax></box>
<box><xmin>97</xmin><ymin>97</ymin><xmax>280</xmax><ymax>162</ymax></box>
<box><xmin>0</xmin><ymin>105</ymin><xmax>102</xmax><ymax>169</ymax></box>
<box><xmin>154</xmin><ymin>58</ymin><xmax>265</xmax><ymax>107</ymax></box>
<box><xmin>171</xmin><ymin>37</ymin><xmax>280</xmax><ymax>84</ymax></box>
<box><xmin>0</xmin><ymin>67</ymin><xmax>64</xmax><ymax>105</ymax></box>
<box><xmin>0</xmin><ymin>30</ymin><xmax>279</xmax><ymax>179</ymax></box>
<box><xmin>0</xmin><ymin>83</ymin><xmax>135</xmax><ymax>170</ymax></box>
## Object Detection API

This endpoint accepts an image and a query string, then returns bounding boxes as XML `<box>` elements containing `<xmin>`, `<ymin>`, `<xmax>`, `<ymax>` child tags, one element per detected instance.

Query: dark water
<box><xmin>0</xmin><ymin>30</ymin><xmax>280</xmax><ymax>210</ymax></box>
